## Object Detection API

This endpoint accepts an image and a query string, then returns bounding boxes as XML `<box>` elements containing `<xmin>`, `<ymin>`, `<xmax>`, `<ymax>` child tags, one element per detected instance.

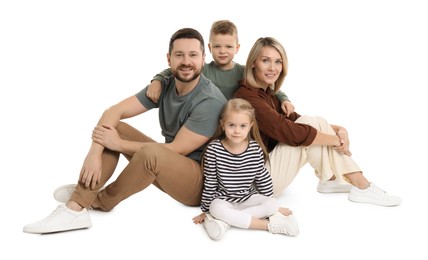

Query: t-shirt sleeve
<box><xmin>151</xmin><ymin>68</ymin><xmax>172</xmax><ymax>82</ymax></box>
<box><xmin>184</xmin><ymin>98</ymin><xmax>224</xmax><ymax>137</ymax></box>
<box><xmin>135</xmin><ymin>85</ymin><xmax>158</xmax><ymax>110</ymax></box>
<box><xmin>275</xmin><ymin>89</ymin><xmax>290</xmax><ymax>102</ymax></box>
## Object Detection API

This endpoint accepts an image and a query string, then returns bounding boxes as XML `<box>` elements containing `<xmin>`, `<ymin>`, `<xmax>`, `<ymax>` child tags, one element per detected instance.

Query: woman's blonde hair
<box><xmin>210</xmin><ymin>98</ymin><xmax>268</xmax><ymax>161</ymax></box>
<box><xmin>244</xmin><ymin>37</ymin><xmax>288</xmax><ymax>94</ymax></box>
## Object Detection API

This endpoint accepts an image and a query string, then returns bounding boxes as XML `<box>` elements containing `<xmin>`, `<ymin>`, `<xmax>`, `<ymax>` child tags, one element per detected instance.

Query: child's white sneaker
<box><xmin>203</xmin><ymin>213</ymin><xmax>230</xmax><ymax>240</ymax></box>
<box><xmin>268</xmin><ymin>212</ymin><xmax>299</xmax><ymax>236</ymax></box>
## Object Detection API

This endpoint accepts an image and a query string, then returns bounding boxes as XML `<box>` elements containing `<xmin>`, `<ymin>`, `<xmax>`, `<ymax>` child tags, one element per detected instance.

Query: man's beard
<box><xmin>172</xmin><ymin>66</ymin><xmax>201</xmax><ymax>83</ymax></box>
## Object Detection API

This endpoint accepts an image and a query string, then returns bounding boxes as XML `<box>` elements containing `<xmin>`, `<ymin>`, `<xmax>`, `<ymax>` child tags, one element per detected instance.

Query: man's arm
<box><xmin>81</xmin><ymin>95</ymin><xmax>148</xmax><ymax>188</ymax></box>
<box><xmin>98</xmin><ymin>95</ymin><xmax>148</xmax><ymax>128</ymax></box>
<box><xmin>91</xmin><ymin>95</ymin><xmax>149</xmax><ymax>155</ymax></box>
<box><xmin>163</xmin><ymin>126</ymin><xmax>210</xmax><ymax>156</ymax></box>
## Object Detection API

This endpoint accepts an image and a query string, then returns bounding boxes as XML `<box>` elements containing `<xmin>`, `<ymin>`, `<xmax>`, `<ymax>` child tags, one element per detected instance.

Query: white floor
<box><xmin>8</xmin><ymin>165</ymin><xmax>425</xmax><ymax>260</ymax></box>
<box><xmin>1</xmin><ymin>1</ymin><xmax>427</xmax><ymax>259</ymax></box>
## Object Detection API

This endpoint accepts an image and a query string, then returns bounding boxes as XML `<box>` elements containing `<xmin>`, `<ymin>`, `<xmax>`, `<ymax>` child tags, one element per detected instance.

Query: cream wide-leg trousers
<box><xmin>265</xmin><ymin>115</ymin><xmax>362</xmax><ymax>197</ymax></box>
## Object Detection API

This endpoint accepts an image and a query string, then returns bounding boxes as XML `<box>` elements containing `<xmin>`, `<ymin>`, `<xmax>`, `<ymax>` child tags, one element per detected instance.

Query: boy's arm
<box><xmin>147</xmin><ymin>68</ymin><xmax>172</xmax><ymax>103</ymax></box>
<box><xmin>152</xmin><ymin>68</ymin><xmax>172</xmax><ymax>82</ymax></box>
<box><xmin>275</xmin><ymin>89</ymin><xmax>289</xmax><ymax>102</ymax></box>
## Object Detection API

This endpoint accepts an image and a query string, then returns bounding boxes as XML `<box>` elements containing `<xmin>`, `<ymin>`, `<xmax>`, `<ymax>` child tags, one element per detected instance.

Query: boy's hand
<box><xmin>146</xmin><ymin>80</ymin><xmax>162</xmax><ymax>103</ymax></box>
<box><xmin>281</xmin><ymin>100</ymin><xmax>295</xmax><ymax>117</ymax></box>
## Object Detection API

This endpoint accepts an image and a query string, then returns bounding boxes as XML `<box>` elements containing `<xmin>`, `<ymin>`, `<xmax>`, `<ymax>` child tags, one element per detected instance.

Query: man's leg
<box><xmin>70</xmin><ymin>122</ymin><xmax>157</xmax><ymax>208</ymax></box>
<box><xmin>95</xmin><ymin>142</ymin><xmax>203</xmax><ymax>211</ymax></box>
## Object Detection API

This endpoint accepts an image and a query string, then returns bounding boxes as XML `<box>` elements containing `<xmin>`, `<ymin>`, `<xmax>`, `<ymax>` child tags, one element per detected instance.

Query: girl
<box><xmin>192</xmin><ymin>98</ymin><xmax>299</xmax><ymax>240</ymax></box>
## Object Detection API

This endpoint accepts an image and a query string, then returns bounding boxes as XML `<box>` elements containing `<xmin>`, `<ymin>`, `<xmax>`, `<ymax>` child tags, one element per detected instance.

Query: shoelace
<box><xmin>369</xmin><ymin>184</ymin><xmax>389</xmax><ymax>198</ymax></box>
<box><xmin>45</xmin><ymin>205</ymin><xmax>66</xmax><ymax>221</ymax></box>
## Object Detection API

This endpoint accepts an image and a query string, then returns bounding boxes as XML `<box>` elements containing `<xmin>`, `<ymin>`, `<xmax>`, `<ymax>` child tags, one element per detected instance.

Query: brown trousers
<box><xmin>70</xmin><ymin>122</ymin><xmax>203</xmax><ymax>211</ymax></box>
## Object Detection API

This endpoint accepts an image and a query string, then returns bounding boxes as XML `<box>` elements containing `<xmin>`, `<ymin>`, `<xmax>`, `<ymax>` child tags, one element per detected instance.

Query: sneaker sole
<box><xmin>288</xmin><ymin>216</ymin><xmax>299</xmax><ymax>236</ymax></box>
<box><xmin>203</xmin><ymin>220</ymin><xmax>223</xmax><ymax>240</ymax></box>
<box><xmin>268</xmin><ymin>213</ymin><xmax>300</xmax><ymax>236</ymax></box>
<box><xmin>317</xmin><ymin>184</ymin><xmax>353</xmax><ymax>193</ymax></box>
<box><xmin>23</xmin><ymin>219</ymin><xmax>92</xmax><ymax>234</ymax></box>
<box><xmin>317</xmin><ymin>186</ymin><xmax>352</xmax><ymax>193</ymax></box>
<box><xmin>280</xmin><ymin>215</ymin><xmax>300</xmax><ymax>236</ymax></box>
<box><xmin>348</xmin><ymin>194</ymin><xmax>401</xmax><ymax>207</ymax></box>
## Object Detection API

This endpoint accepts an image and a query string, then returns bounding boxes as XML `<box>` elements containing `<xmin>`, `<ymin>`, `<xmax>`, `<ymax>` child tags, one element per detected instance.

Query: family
<box><xmin>23</xmin><ymin>20</ymin><xmax>401</xmax><ymax>240</ymax></box>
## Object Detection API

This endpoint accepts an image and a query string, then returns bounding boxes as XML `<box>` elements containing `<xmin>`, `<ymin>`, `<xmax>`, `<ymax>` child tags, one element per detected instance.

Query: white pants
<box><xmin>266</xmin><ymin>115</ymin><xmax>362</xmax><ymax>197</ymax></box>
<box><xmin>209</xmin><ymin>194</ymin><xmax>279</xmax><ymax>229</ymax></box>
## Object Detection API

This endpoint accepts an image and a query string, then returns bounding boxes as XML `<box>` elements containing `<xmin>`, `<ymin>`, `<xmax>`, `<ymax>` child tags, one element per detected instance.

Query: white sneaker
<box><xmin>268</xmin><ymin>212</ymin><xmax>299</xmax><ymax>236</ymax></box>
<box><xmin>23</xmin><ymin>204</ymin><xmax>92</xmax><ymax>234</ymax></box>
<box><xmin>348</xmin><ymin>183</ymin><xmax>401</xmax><ymax>206</ymax></box>
<box><xmin>317</xmin><ymin>179</ymin><xmax>352</xmax><ymax>193</ymax></box>
<box><xmin>53</xmin><ymin>184</ymin><xmax>76</xmax><ymax>203</ymax></box>
<box><xmin>203</xmin><ymin>213</ymin><xmax>230</xmax><ymax>240</ymax></box>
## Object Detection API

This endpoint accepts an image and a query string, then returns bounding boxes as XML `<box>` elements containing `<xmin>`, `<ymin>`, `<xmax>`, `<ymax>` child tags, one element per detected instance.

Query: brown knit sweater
<box><xmin>234</xmin><ymin>80</ymin><xmax>317</xmax><ymax>152</ymax></box>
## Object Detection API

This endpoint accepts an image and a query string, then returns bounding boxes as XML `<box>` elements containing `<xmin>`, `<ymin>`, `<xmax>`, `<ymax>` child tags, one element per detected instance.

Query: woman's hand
<box><xmin>333</xmin><ymin>127</ymin><xmax>352</xmax><ymax>156</ymax></box>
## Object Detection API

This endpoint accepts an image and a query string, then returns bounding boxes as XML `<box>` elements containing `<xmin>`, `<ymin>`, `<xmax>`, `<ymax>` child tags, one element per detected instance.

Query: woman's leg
<box><xmin>297</xmin><ymin>115</ymin><xmax>367</xmax><ymax>187</ymax></box>
<box><xmin>266</xmin><ymin>144</ymin><xmax>308</xmax><ymax>197</ymax></box>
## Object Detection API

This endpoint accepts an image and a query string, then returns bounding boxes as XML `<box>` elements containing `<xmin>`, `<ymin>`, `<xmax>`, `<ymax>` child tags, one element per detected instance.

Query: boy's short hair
<box><xmin>209</xmin><ymin>20</ymin><xmax>239</xmax><ymax>43</ymax></box>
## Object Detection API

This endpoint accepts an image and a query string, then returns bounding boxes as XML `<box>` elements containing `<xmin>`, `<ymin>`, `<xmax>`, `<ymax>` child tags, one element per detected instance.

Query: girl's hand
<box><xmin>192</xmin><ymin>212</ymin><xmax>206</xmax><ymax>224</ymax></box>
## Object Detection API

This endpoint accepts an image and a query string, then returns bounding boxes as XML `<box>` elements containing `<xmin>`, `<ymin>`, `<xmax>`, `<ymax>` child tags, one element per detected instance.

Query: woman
<box><xmin>234</xmin><ymin>37</ymin><xmax>400</xmax><ymax>207</ymax></box>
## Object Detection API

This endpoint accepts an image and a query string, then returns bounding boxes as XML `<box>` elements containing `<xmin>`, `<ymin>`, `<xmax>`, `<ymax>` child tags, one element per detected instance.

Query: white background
<box><xmin>1</xmin><ymin>0</ymin><xmax>427</xmax><ymax>259</ymax></box>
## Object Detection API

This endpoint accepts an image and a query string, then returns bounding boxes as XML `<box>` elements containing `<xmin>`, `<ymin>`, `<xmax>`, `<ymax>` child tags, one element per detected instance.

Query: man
<box><xmin>23</xmin><ymin>28</ymin><xmax>227</xmax><ymax>234</ymax></box>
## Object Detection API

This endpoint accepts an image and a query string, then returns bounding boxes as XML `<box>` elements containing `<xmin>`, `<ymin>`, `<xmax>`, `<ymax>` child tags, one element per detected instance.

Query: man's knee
<box><xmin>136</xmin><ymin>143</ymin><xmax>165</xmax><ymax>160</ymax></box>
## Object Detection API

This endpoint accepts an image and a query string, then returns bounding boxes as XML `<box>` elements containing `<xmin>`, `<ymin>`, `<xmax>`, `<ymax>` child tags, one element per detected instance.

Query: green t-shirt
<box><xmin>136</xmin><ymin>74</ymin><xmax>227</xmax><ymax>162</ymax></box>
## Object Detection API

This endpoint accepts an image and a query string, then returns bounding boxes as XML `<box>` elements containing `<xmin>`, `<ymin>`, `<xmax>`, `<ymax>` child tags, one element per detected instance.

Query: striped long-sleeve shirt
<box><xmin>200</xmin><ymin>139</ymin><xmax>274</xmax><ymax>212</ymax></box>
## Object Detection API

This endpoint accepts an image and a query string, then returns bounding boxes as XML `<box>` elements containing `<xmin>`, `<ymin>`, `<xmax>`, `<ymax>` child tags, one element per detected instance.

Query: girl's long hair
<box><xmin>208</xmin><ymin>98</ymin><xmax>269</xmax><ymax>162</ymax></box>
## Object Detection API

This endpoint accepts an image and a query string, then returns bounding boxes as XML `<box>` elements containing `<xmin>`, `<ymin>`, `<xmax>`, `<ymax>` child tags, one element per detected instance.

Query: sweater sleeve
<box><xmin>235</xmin><ymin>84</ymin><xmax>317</xmax><ymax>147</ymax></box>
